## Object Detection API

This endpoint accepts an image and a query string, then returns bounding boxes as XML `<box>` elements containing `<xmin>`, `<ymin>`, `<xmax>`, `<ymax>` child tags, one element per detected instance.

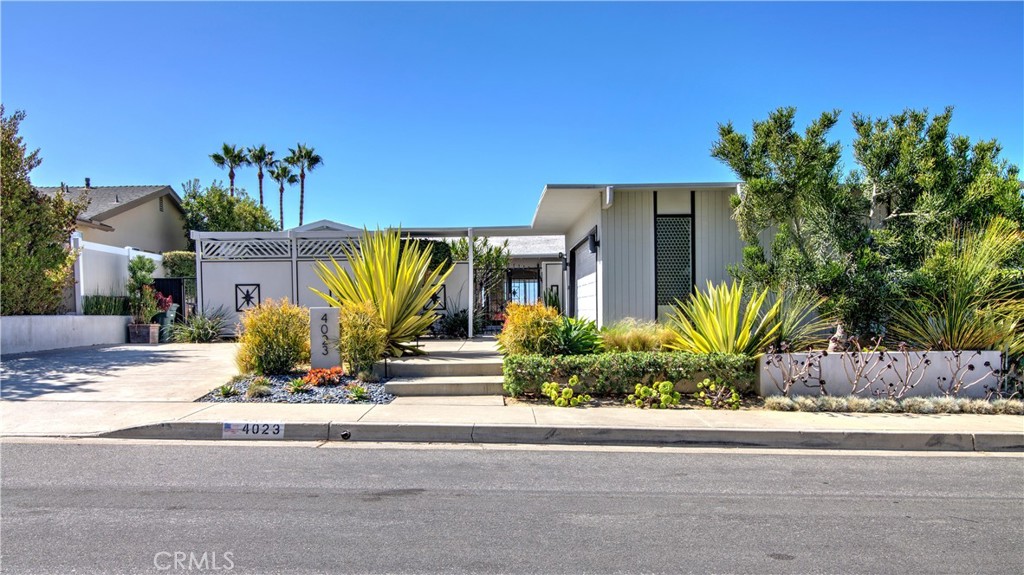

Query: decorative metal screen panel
<box><xmin>202</xmin><ymin>239</ymin><xmax>292</xmax><ymax>260</ymax></box>
<box><xmin>297</xmin><ymin>238</ymin><xmax>355</xmax><ymax>259</ymax></box>
<box><xmin>655</xmin><ymin>217</ymin><xmax>693</xmax><ymax>306</ymax></box>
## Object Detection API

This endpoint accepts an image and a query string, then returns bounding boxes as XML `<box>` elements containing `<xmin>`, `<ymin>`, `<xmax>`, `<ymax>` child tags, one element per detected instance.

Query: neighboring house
<box><xmin>528</xmin><ymin>182</ymin><xmax>745</xmax><ymax>326</ymax></box>
<box><xmin>36</xmin><ymin>180</ymin><xmax>188</xmax><ymax>254</ymax></box>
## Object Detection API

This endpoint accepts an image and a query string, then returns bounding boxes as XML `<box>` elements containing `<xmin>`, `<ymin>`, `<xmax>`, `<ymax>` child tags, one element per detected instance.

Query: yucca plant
<box><xmin>312</xmin><ymin>228</ymin><xmax>453</xmax><ymax>357</ymax></box>
<box><xmin>664</xmin><ymin>280</ymin><xmax>781</xmax><ymax>356</ymax></box>
<box><xmin>890</xmin><ymin>217</ymin><xmax>1024</xmax><ymax>354</ymax></box>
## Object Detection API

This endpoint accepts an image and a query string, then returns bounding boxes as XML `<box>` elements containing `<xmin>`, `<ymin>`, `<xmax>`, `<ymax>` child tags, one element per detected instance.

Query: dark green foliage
<box><xmin>126</xmin><ymin>256</ymin><xmax>158</xmax><ymax>323</ymax></box>
<box><xmin>549</xmin><ymin>316</ymin><xmax>602</xmax><ymax>355</ymax></box>
<box><xmin>627</xmin><ymin>380</ymin><xmax>681</xmax><ymax>409</ymax></box>
<box><xmin>503</xmin><ymin>352</ymin><xmax>754</xmax><ymax>397</ymax></box>
<box><xmin>434</xmin><ymin>300</ymin><xmax>486</xmax><ymax>339</ymax></box>
<box><xmin>162</xmin><ymin>251</ymin><xmax>196</xmax><ymax>277</ymax></box>
<box><xmin>712</xmin><ymin>106</ymin><xmax>1023</xmax><ymax>338</ymax></box>
<box><xmin>180</xmin><ymin>179</ymin><xmax>278</xmax><ymax>249</ymax></box>
<box><xmin>173</xmin><ymin>307</ymin><xmax>230</xmax><ymax>343</ymax></box>
<box><xmin>1</xmin><ymin>106</ymin><xmax>86</xmax><ymax>315</ymax></box>
<box><xmin>404</xmin><ymin>239</ymin><xmax>452</xmax><ymax>273</ymax></box>
<box><xmin>82</xmin><ymin>295</ymin><xmax>129</xmax><ymax>315</ymax></box>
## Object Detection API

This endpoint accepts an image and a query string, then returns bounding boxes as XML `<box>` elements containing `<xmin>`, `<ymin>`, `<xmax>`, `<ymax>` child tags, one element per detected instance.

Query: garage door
<box><xmin>573</xmin><ymin>243</ymin><xmax>597</xmax><ymax>322</ymax></box>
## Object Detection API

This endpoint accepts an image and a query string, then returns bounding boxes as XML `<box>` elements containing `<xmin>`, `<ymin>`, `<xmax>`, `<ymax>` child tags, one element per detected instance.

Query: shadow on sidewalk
<box><xmin>0</xmin><ymin>346</ymin><xmax>190</xmax><ymax>401</ymax></box>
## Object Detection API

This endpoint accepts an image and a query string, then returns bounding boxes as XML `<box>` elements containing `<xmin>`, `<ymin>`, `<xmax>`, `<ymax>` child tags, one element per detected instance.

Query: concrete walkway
<box><xmin>1</xmin><ymin>341</ymin><xmax>1022</xmax><ymax>451</ymax></box>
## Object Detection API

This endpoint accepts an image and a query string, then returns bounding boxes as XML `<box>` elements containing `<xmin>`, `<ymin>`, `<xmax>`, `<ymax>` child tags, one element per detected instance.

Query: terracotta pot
<box><xmin>128</xmin><ymin>323</ymin><xmax>160</xmax><ymax>344</ymax></box>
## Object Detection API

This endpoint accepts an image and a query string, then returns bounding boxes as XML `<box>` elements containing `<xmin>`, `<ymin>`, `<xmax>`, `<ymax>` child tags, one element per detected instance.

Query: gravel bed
<box><xmin>198</xmin><ymin>374</ymin><xmax>394</xmax><ymax>404</ymax></box>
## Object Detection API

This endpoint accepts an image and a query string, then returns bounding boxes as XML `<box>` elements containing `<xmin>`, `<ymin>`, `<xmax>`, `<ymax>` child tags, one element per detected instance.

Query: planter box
<box><xmin>759</xmin><ymin>350</ymin><xmax>1003</xmax><ymax>399</ymax></box>
<box><xmin>127</xmin><ymin>323</ymin><xmax>160</xmax><ymax>344</ymax></box>
<box><xmin>0</xmin><ymin>315</ymin><xmax>131</xmax><ymax>355</ymax></box>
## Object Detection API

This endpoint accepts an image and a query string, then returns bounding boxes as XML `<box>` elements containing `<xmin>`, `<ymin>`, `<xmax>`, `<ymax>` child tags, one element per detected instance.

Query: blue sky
<box><xmin>3</xmin><ymin>1</ymin><xmax>1022</xmax><ymax>230</ymax></box>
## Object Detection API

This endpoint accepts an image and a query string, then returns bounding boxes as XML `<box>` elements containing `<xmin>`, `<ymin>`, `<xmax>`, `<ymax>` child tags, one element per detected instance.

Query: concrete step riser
<box><xmin>377</xmin><ymin>362</ymin><xmax>503</xmax><ymax>378</ymax></box>
<box><xmin>384</xmin><ymin>382</ymin><xmax>505</xmax><ymax>396</ymax></box>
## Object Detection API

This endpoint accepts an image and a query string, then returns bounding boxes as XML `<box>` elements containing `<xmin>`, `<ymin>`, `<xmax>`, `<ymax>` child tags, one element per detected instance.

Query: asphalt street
<box><xmin>1</xmin><ymin>440</ymin><xmax>1022</xmax><ymax>574</ymax></box>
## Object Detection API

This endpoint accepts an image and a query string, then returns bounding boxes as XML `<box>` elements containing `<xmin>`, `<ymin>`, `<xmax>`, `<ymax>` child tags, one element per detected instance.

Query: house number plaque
<box><xmin>310</xmin><ymin>307</ymin><xmax>341</xmax><ymax>370</ymax></box>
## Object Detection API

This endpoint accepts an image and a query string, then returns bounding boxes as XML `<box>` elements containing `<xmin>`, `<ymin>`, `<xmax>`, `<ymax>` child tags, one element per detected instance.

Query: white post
<box><xmin>194</xmin><ymin>237</ymin><xmax>203</xmax><ymax>313</ymax></box>
<box><xmin>70</xmin><ymin>232</ymin><xmax>84</xmax><ymax>314</ymax></box>
<box><xmin>467</xmin><ymin>227</ymin><xmax>474</xmax><ymax>339</ymax></box>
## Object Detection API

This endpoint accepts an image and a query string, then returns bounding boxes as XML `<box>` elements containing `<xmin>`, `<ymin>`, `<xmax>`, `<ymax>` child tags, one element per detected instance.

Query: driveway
<box><xmin>0</xmin><ymin>343</ymin><xmax>238</xmax><ymax>402</ymax></box>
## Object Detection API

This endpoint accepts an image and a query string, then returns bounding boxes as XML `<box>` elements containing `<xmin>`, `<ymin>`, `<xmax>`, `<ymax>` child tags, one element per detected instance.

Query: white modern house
<box><xmin>528</xmin><ymin>182</ymin><xmax>744</xmax><ymax>326</ymax></box>
<box><xmin>191</xmin><ymin>181</ymin><xmax>745</xmax><ymax>333</ymax></box>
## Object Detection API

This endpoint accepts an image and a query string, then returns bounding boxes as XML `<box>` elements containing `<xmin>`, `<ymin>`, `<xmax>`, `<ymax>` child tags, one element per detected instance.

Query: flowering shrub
<box><xmin>303</xmin><ymin>367</ymin><xmax>345</xmax><ymax>387</ymax></box>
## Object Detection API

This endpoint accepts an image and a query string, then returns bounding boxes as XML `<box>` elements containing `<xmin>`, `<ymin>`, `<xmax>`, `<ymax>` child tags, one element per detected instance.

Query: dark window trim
<box><xmin>653</xmin><ymin>190</ymin><xmax>696</xmax><ymax>318</ymax></box>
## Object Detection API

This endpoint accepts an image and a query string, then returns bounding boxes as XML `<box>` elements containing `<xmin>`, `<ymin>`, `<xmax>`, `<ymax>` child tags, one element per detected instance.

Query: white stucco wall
<box><xmin>1</xmin><ymin>315</ymin><xmax>130</xmax><ymax>355</ymax></box>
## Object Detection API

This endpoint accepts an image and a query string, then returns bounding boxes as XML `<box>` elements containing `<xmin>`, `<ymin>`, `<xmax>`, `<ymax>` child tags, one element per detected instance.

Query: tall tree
<box><xmin>284</xmin><ymin>143</ymin><xmax>323</xmax><ymax>226</ymax></box>
<box><xmin>1</xmin><ymin>106</ymin><xmax>86</xmax><ymax>315</ymax></box>
<box><xmin>246</xmin><ymin>144</ymin><xmax>275</xmax><ymax>207</ymax></box>
<box><xmin>268</xmin><ymin>163</ymin><xmax>298</xmax><ymax>231</ymax></box>
<box><xmin>712</xmin><ymin>106</ymin><xmax>1022</xmax><ymax>337</ymax></box>
<box><xmin>180</xmin><ymin>179</ymin><xmax>278</xmax><ymax>249</ymax></box>
<box><xmin>209</xmin><ymin>143</ymin><xmax>250</xmax><ymax>197</ymax></box>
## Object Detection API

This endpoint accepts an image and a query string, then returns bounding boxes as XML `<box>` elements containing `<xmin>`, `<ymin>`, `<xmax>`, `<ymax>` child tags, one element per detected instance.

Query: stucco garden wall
<box><xmin>1</xmin><ymin>315</ymin><xmax>130</xmax><ymax>355</ymax></box>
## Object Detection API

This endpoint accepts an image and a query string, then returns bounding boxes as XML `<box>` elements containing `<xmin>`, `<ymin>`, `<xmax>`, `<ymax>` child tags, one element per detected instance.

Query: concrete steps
<box><xmin>375</xmin><ymin>355</ymin><xmax>503</xmax><ymax>378</ymax></box>
<box><xmin>383</xmin><ymin>376</ymin><xmax>505</xmax><ymax>397</ymax></box>
<box><xmin>373</xmin><ymin>338</ymin><xmax>505</xmax><ymax>397</ymax></box>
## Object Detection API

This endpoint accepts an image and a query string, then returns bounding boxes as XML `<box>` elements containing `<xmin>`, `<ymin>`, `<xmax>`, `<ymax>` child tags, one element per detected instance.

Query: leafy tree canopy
<box><xmin>1</xmin><ymin>106</ymin><xmax>86</xmax><ymax>315</ymax></box>
<box><xmin>180</xmin><ymin>178</ymin><xmax>278</xmax><ymax>249</ymax></box>
<box><xmin>712</xmin><ymin>106</ymin><xmax>1023</xmax><ymax>336</ymax></box>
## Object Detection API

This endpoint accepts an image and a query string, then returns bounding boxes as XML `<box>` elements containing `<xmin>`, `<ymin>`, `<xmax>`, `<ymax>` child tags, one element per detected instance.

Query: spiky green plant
<box><xmin>664</xmin><ymin>280</ymin><xmax>782</xmax><ymax>356</ymax></box>
<box><xmin>312</xmin><ymin>228</ymin><xmax>453</xmax><ymax>357</ymax></box>
<box><xmin>890</xmin><ymin>217</ymin><xmax>1024</xmax><ymax>354</ymax></box>
<box><xmin>771</xmin><ymin>289</ymin><xmax>831</xmax><ymax>351</ymax></box>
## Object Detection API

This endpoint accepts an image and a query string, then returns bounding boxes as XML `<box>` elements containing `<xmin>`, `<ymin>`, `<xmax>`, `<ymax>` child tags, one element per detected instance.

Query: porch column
<box><xmin>467</xmin><ymin>227</ymin><xmax>474</xmax><ymax>338</ymax></box>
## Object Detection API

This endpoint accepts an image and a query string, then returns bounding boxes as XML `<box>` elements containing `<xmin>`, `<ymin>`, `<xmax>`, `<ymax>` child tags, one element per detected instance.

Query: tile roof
<box><xmin>34</xmin><ymin>185</ymin><xmax>180</xmax><ymax>221</ymax></box>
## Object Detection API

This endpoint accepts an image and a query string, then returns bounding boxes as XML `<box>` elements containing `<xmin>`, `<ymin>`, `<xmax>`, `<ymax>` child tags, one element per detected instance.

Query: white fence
<box><xmin>194</xmin><ymin>232</ymin><xmax>471</xmax><ymax>329</ymax></box>
<box><xmin>71</xmin><ymin>233</ymin><xmax>164</xmax><ymax>313</ymax></box>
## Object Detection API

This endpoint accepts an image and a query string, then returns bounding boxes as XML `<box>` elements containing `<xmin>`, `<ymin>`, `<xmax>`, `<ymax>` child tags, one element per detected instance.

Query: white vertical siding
<box><xmin>601</xmin><ymin>190</ymin><xmax>655</xmax><ymax>324</ymax></box>
<box><xmin>694</xmin><ymin>189</ymin><xmax>745</xmax><ymax>288</ymax></box>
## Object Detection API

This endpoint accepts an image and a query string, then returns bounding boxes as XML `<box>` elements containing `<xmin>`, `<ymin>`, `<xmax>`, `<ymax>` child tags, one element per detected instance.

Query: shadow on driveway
<box><xmin>0</xmin><ymin>345</ymin><xmax>212</xmax><ymax>401</ymax></box>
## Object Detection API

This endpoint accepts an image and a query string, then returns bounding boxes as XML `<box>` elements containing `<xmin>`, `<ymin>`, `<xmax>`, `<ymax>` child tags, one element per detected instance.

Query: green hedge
<box><xmin>503</xmin><ymin>351</ymin><xmax>755</xmax><ymax>397</ymax></box>
<box><xmin>162</xmin><ymin>251</ymin><xmax>196</xmax><ymax>277</ymax></box>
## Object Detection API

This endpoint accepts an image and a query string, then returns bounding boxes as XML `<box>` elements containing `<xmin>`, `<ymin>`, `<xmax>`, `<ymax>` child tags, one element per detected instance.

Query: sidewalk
<box><xmin>1</xmin><ymin>343</ymin><xmax>1022</xmax><ymax>451</ymax></box>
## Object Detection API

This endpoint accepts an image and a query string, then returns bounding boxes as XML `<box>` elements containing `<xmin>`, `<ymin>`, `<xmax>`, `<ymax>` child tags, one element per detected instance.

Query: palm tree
<box><xmin>246</xmin><ymin>145</ymin><xmax>275</xmax><ymax>207</ymax></box>
<box><xmin>269</xmin><ymin>162</ymin><xmax>298</xmax><ymax>231</ymax></box>
<box><xmin>210</xmin><ymin>144</ymin><xmax>250</xmax><ymax>197</ymax></box>
<box><xmin>284</xmin><ymin>143</ymin><xmax>323</xmax><ymax>226</ymax></box>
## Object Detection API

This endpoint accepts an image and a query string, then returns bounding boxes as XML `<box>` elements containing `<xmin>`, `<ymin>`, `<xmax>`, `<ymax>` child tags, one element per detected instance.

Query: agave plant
<box><xmin>664</xmin><ymin>280</ymin><xmax>781</xmax><ymax>356</ymax></box>
<box><xmin>890</xmin><ymin>217</ymin><xmax>1024</xmax><ymax>354</ymax></box>
<box><xmin>311</xmin><ymin>228</ymin><xmax>453</xmax><ymax>357</ymax></box>
<box><xmin>549</xmin><ymin>316</ymin><xmax>602</xmax><ymax>355</ymax></box>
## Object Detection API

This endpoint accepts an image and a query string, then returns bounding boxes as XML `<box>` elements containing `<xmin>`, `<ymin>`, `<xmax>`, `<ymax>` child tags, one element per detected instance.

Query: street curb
<box><xmin>92</xmin><ymin>421</ymin><xmax>1024</xmax><ymax>452</ymax></box>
